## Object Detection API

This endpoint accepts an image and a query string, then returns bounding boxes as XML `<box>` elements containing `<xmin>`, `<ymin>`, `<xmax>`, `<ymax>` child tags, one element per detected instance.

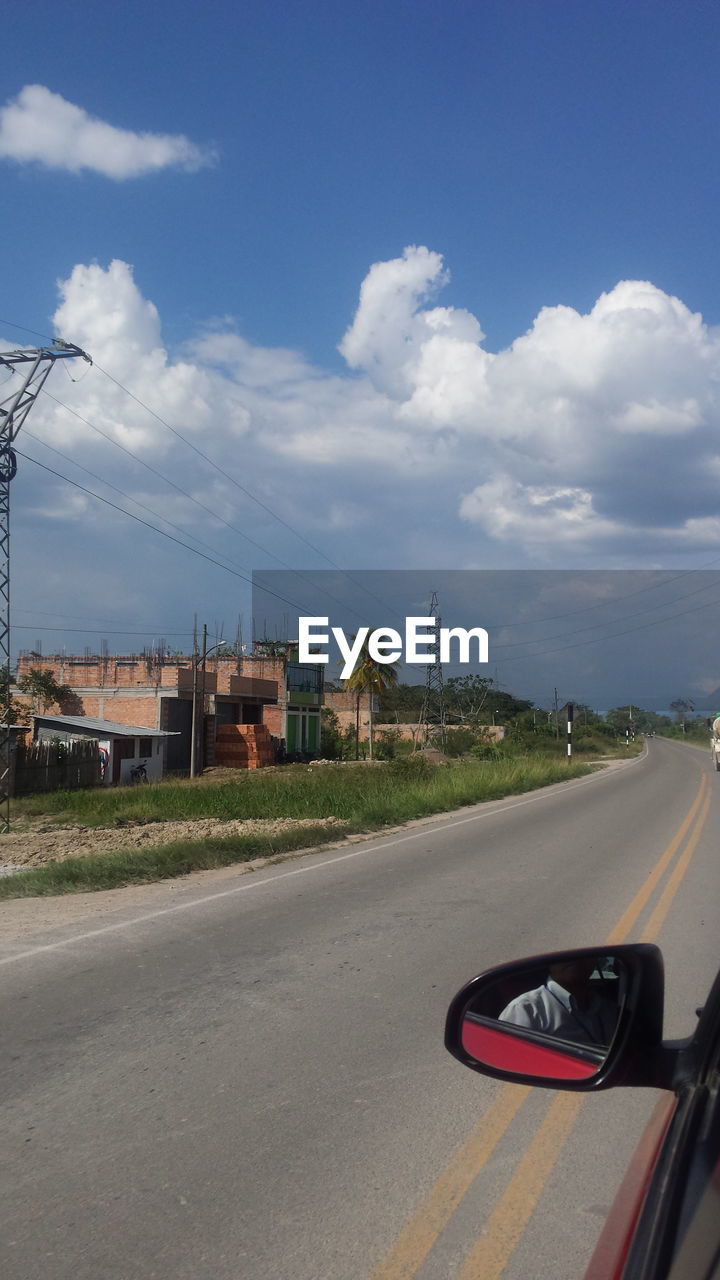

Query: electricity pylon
<box><xmin>0</xmin><ymin>341</ymin><xmax>92</xmax><ymax>831</ymax></box>
<box><xmin>419</xmin><ymin>591</ymin><xmax>446</xmax><ymax>750</ymax></box>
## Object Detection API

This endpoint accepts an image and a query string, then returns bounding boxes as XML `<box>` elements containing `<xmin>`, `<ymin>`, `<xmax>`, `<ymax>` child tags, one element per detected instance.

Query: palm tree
<box><xmin>344</xmin><ymin>638</ymin><xmax>400</xmax><ymax>760</ymax></box>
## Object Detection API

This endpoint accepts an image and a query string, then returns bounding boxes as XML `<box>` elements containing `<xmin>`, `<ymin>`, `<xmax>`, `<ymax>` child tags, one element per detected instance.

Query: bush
<box><xmin>443</xmin><ymin>727</ymin><xmax>482</xmax><ymax>757</ymax></box>
<box><xmin>386</xmin><ymin>754</ymin><xmax>435</xmax><ymax>781</ymax></box>
<box><xmin>320</xmin><ymin>708</ymin><xmax>344</xmax><ymax>759</ymax></box>
<box><xmin>469</xmin><ymin>743</ymin><xmax>503</xmax><ymax>762</ymax></box>
<box><xmin>374</xmin><ymin>729</ymin><xmax>400</xmax><ymax>760</ymax></box>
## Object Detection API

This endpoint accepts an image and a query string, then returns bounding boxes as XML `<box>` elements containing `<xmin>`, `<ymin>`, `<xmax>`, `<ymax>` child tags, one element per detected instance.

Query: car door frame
<box><xmin>601</xmin><ymin>963</ymin><xmax>720</xmax><ymax>1279</ymax></box>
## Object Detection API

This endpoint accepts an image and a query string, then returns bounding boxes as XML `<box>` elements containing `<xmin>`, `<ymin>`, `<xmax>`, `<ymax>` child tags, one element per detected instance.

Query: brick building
<box><xmin>14</xmin><ymin>645</ymin><xmax>323</xmax><ymax>771</ymax></box>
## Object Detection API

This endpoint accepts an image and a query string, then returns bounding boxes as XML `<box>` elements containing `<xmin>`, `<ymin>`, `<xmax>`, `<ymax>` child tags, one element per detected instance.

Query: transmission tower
<box><xmin>0</xmin><ymin>341</ymin><xmax>92</xmax><ymax>831</ymax></box>
<box><xmin>419</xmin><ymin>591</ymin><xmax>446</xmax><ymax>750</ymax></box>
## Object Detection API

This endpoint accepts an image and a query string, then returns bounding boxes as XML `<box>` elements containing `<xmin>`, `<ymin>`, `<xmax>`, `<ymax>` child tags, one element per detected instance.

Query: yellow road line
<box><xmin>369</xmin><ymin>768</ymin><xmax>711</xmax><ymax>1280</ymax></box>
<box><xmin>606</xmin><ymin>773</ymin><xmax>707</xmax><ymax>945</ymax></box>
<box><xmin>640</xmin><ymin>790</ymin><xmax>712</xmax><ymax>942</ymax></box>
<box><xmin>368</xmin><ymin>1084</ymin><xmax>530</xmax><ymax>1280</ymax></box>
<box><xmin>456</xmin><ymin>775</ymin><xmax>712</xmax><ymax>1279</ymax></box>
<box><xmin>456</xmin><ymin>1093</ymin><xmax>583</xmax><ymax>1280</ymax></box>
<box><xmin>455</xmin><ymin>780</ymin><xmax>712</xmax><ymax>1280</ymax></box>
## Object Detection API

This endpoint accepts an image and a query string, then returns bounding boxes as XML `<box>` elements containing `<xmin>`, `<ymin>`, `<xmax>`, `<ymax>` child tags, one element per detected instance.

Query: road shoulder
<box><xmin>0</xmin><ymin>749</ymin><xmax>646</xmax><ymax>946</ymax></box>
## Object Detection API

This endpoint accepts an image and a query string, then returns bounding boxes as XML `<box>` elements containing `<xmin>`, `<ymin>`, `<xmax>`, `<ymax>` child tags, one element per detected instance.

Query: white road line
<box><xmin>0</xmin><ymin>750</ymin><xmax>648</xmax><ymax>966</ymax></box>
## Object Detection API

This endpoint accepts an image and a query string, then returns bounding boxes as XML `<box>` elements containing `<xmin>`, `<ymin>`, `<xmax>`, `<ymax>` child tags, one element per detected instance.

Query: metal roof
<box><xmin>32</xmin><ymin>715</ymin><xmax>178</xmax><ymax>737</ymax></box>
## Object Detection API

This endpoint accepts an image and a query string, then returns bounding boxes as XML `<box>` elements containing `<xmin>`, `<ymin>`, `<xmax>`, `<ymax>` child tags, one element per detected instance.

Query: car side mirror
<box><xmin>445</xmin><ymin>944</ymin><xmax>665</xmax><ymax>1090</ymax></box>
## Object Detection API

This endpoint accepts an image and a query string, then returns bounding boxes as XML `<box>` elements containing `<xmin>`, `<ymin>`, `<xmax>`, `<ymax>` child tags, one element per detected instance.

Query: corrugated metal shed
<box><xmin>33</xmin><ymin>715</ymin><xmax>178</xmax><ymax>737</ymax></box>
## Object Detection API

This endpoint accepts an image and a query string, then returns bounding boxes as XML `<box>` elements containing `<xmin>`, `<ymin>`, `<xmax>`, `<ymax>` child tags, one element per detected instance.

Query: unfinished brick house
<box><xmin>14</xmin><ymin>643</ymin><xmax>323</xmax><ymax>771</ymax></box>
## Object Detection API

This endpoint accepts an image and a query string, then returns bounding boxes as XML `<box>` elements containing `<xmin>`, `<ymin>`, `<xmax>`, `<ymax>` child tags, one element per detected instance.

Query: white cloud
<box><xmin>339</xmin><ymin>245</ymin><xmax>484</xmax><ymax>398</ymax></box>
<box><xmin>610</xmin><ymin>398</ymin><xmax>702</xmax><ymax>435</ymax></box>
<box><xmin>0</xmin><ymin>85</ymin><xmax>215</xmax><ymax>178</ymax></box>
<box><xmin>695</xmin><ymin>675</ymin><xmax>720</xmax><ymax>695</ymax></box>
<box><xmin>17</xmin><ymin>250</ymin><xmax>720</xmax><ymax>616</ymax></box>
<box><xmin>189</xmin><ymin>332</ymin><xmax>317</xmax><ymax>388</ymax></box>
<box><xmin>459</xmin><ymin>479</ymin><xmax>621</xmax><ymax>546</ymax></box>
<box><xmin>335</xmin><ymin>251</ymin><xmax>720</xmax><ymax>553</ymax></box>
<box><xmin>48</xmin><ymin>261</ymin><xmax>249</xmax><ymax>453</ymax></box>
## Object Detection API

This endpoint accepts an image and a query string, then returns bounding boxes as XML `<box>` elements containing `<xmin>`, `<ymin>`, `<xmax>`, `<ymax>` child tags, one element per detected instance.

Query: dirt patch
<box><xmin>2</xmin><ymin>815</ymin><xmax>348</xmax><ymax>868</ymax></box>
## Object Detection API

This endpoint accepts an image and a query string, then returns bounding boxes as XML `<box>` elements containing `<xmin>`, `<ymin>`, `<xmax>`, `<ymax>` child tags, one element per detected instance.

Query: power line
<box><xmin>15</xmin><ymin>449</ymin><xmax>315</xmax><ymax>619</ymax></box>
<box><xmin>41</xmin><ymin>389</ymin><xmax>296</xmax><ymax>568</ymax></box>
<box><xmin>94</xmin><ymin>359</ymin><xmax>357</xmax><ymax>568</ymax></box>
<box><xmin>13</xmin><ymin>318</ymin><xmax>720</xmax><ymax>641</ymax></box>
<box><xmin>0</xmin><ymin>340</ymin><xmax>91</xmax><ymax>833</ymax></box>
<box><xmin>24</xmin><ymin>428</ymin><xmax>260</xmax><ymax>579</ymax></box>
<box><xmin>0</xmin><ymin>318</ymin><xmax>56</xmax><ymax>344</ymax></box>
<box><xmin>31</xmin><ymin>324</ymin><xmax>716</xmax><ymax>642</ymax></box>
<box><xmin>91</xmin><ymin>361</ymin><xmax>407</xmax><ymax>626</ymax></box>
<box><xmin>480</xmin><ymin>560</ymin><xmax>720</xmax><ymax>631</ymax></box>
<box><xmin>22</xmin><ymin>417</ymin><xmax>720</xmax><ymax>667</ymax></box>
<box><xmin>493</xmin><ymin>590</ymin><xmax>720</xmax><ymax>667</ymax></box>
<box><xmin>2</xmin><ymin>323</ymin><xmax>398</xmax><ymax>619</ymax></box>
<box><xmin>490</xmin><ymin>574</ymin><xmax>720</xmax><ymax>653</ymax></box>
<box><xmin>84</xmin><ymin>361</ymin><xmax>720</xmax><ymax>638</ymax></box>
<box><xmin>13</xmin><ymin>606</ymin><xmax>194</xmax><ymax>627</ymax></box>
<box><xmin>14</xmin><ymin>625</ymin><xmax>196</xmax><ymax>637</ymax></box>
<box><xmin>39</xmin><ymin>389</ymin><xmax>394</xmax><ymax>629</ymax></box>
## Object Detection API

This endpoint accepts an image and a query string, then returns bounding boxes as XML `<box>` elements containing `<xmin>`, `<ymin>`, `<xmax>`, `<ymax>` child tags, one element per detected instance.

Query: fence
<box><xmin>14</xmin><ymin>738</ymin><xmax>101</xmax><ymax>795</ymax></box>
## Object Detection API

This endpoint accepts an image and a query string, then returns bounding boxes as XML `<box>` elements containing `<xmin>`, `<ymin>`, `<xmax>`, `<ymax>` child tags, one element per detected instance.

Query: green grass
<box><xmin>499</xmin><ymin>733</ymin><xmax>642</xmax><ymax>760</ymax></box>
<box><xmin>658</xmin><ymin>733</ymin><xmax>712</xmax><ymax>753</ymax></box>
<box><xmin>4</xmin><ymin>756</ymin><xmax>601</xmax><ymax>897</ymax></box>
<box><xmin>2</xmin><ymin>757</ymin><xmax>617</xmax><ymax>901</ymax></box>
<box><xmin>657</xmin><ymin>727</ymin><xmax>710</xmax><ymax>746</ymax></box>
<box><xmin>12</xmin><ymin>756</ymin><xmax>593</xmax><ymax>828</ymax></box>
<box><xmin>0</xmin><ymin>822</ymin><xmax>345</xmax><ymax>898</ymax></box>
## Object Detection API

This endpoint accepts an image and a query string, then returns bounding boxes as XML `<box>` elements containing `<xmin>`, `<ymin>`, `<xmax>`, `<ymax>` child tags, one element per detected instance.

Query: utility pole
<box><xmin>0</xmin><ymin>342</ymin><xmax>91</xmax><ymax>832</ymax></box>
<box><xmin>190</xmin><ymin>625</ymin><xmax>228</xmax><ymax>777</ymax></box>
<box><xmin>553</xmin><ymin>687</ymin><xmax>560</xmax><ymax>740</ymax></box>
<box><xmin>190</xmin><ymin>623</ymin><xmax>207</xmax><ymax>778</ymax></box>
<box><xmin>419</xmin><ymin>592</ymin><xmax>446</xmax><ymax>750</ymax></box>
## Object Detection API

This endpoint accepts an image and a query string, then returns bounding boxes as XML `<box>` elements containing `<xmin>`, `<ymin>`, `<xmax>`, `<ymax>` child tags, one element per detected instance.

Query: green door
<box><xmin>286</xmin><ymin>713</ymin><xmax>298</xmax><ymax>753</ymax></box>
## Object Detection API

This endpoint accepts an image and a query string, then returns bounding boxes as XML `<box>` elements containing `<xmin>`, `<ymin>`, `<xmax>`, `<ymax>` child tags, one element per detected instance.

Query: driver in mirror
<box><xmin>497</xmin><ymin>959</ymin><xmax>619</xmax><ymax>1048</ymax></box>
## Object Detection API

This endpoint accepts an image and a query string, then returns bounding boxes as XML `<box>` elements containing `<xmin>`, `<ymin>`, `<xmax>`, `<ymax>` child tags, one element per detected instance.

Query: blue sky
<box><xmin>3</xmin><ymin>1</ymin><xmax>720</xmax><ymax>706</ymax></box>
<box><xmin>6</xmin><ymin>2</ymin><xmax>720</xmax><ymax>356</ymax></box>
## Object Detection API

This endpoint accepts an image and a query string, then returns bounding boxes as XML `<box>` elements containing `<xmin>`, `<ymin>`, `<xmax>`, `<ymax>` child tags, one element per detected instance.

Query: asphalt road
<box><xmin>1</xmin><ymin>738</ymin><xmax>718</xmax><ymax>1279</ymax></box>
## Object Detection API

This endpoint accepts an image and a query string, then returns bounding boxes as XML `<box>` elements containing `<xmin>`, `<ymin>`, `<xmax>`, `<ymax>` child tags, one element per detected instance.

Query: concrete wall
<box><xmin>323</xmin><ymin>689</ymin><xmax>375</xmax><ymax>737</ymax></box>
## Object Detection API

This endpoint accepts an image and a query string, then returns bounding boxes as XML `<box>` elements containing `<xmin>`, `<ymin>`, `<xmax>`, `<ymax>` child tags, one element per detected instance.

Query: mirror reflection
<box><xmin>460</xmin><ymin>954</ymin><xmax>625</xmax><ymax>1081</ymax></box>
<box><xmin>498</xmin><ymin>957</ymin><xmax>620</xmax><ymax>1046</ymax></box>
